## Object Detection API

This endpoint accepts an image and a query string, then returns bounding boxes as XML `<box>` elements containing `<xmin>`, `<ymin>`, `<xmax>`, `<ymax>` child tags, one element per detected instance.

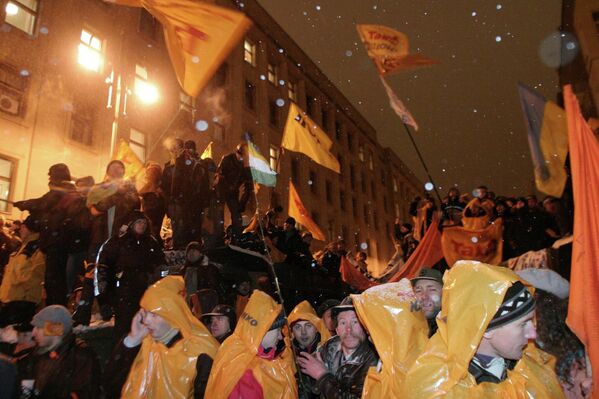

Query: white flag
<box><xmin>379</xmin><ymin>76</ymin><xmax>419</xmax><ymax>131</ymax></box>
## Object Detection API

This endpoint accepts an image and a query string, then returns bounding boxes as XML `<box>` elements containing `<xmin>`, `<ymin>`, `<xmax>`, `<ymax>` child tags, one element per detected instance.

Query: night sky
<box><xmin>257</xmin><ymin>0</ymin><xmax>564</xmax><ymax>197</ymax></box>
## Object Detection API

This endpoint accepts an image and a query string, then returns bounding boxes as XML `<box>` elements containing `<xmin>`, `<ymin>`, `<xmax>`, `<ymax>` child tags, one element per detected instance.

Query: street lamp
<box><xmin>134</xmin><ymin>79</ymin><xmax>159</xmax><ymax>104</ymax></box>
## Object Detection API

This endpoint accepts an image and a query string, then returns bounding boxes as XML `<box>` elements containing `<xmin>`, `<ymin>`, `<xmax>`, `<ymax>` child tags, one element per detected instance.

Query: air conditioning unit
<box><xmin>0</xmin><ymin>93</ymin><xmax>20</xmax><ymax>116</ymax></box>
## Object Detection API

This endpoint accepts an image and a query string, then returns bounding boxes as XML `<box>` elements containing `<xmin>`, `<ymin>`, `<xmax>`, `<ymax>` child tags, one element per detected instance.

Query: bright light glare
<box><xmin>5</xmin><ymin>2</ymin><xmax>19</xmax><ymax>16</ymax></box>
<box><xmin>135</xmin><ymin>80</ymin><xmax>159</xmax><ymax>104</ymax></box>
<box><xmin>77</xmin><ymin>44</ymin><xmax>102</xmax><ymax>72</ymax></box>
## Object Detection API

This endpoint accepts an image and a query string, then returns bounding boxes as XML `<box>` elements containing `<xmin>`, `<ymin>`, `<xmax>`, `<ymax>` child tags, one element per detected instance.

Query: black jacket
<box><xmin>17</xmin><ymin>334</ymin><xmax>100</xmax><ymax>399</ymax></box>
<box><xmin>317</xmin><ymin>335</ymin><xmax>379</xmax><ymax>399</ymax></box>
<box><xmin>214</xmin><ymin>153</ymin><xmax>252</xmax><ymax>200</ymax></box>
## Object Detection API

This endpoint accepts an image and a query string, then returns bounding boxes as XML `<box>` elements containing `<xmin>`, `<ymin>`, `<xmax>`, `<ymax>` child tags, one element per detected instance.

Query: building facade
<box><xmin>0</xmin><ymin>0</ymin><xmax>421</xmax><ymax>269</ymax></box>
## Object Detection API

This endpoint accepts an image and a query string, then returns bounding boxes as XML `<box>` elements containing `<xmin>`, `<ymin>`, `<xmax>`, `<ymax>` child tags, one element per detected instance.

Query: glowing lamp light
<box><xmin>77</xmin><ymin>44</ymin><xmax>103</xmax><ymax>72</ymax></box>
<box><xmin>135</xmin><ymin>80</ymin><xmax>159</xmax><ymax>104</ymax></box>
<box><xmin>5</xmin><ymin>2</ymin><xmax>19</xmax><ymax>16</ymax></box>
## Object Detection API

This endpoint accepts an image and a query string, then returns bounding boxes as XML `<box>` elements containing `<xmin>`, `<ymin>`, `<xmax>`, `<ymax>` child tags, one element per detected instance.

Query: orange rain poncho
<box><xmin>121</xmin><ymin>276</ymin><xmax>219</xmax><ymax>399</ymax></box>
<box><xmin>401</xmin><ymin>261</ymin><xmax>565</xmax><ymax>399</ymax></box>
<box><xmin>288</xmin><ymin>300</ymin><xmax>331</xmax><ymax>343</ymax></box>
<box><xmin>205</xmin><ymin>290</ymin><xmax>298</xmax><ymax>399</ymax></box>
<box><xmin>352</xmin><ymin>279</ymin><xmax>429</xmax><ymax>398</ymax></box>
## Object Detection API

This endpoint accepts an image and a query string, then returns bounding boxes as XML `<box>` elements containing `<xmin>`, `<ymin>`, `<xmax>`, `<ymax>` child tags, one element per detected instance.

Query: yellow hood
<box><xmin>352</xmin><ymin>280</ymin><xmax>429</xmax><ymax>398</ymax></box>
<box><xmin>401</xmin><ymin>261</ymin><xmax>565</xmax><ymax>399</ymax></box>
<box><xmin>288</xmin><ymin>300</ymin><xmax>331</xmax><ymax>343</ymax></box>
<box><xmin>205</xmin><ymin>290</ymin><xmax>298</xmax><ymax>399</ymax></box>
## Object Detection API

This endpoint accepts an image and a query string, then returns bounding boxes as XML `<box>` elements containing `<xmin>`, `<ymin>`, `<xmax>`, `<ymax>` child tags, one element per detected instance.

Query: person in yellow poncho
<box><xmin>102</xmin><ymin>276</ymin><xmax>219</xmax><ymax>399</ymax></box>
<box><xmin>205</xmin><ymin>290</ymin><xmax>298</xmax><ymax>399</ymax></box>
<box><xmin>401</xmin><ymin>261</ymin><xmax>566</xmax><ymax>399</ymax></box>
<box><xmin>288</xmin><ymin>300</ymin><xmax>331</xmax><ymax>399</ymax></box>
<box><xmin>351</xmin><ymin>279</ymin><xmax>429</xmax><ymax>398</ymax></box>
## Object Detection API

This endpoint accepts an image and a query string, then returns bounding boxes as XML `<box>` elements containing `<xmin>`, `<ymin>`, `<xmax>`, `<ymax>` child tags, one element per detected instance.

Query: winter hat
<box><xmin>31</xmin><ymin>305</ymin><xmax>73</xmax><ymax>337</ymax></box>
<box><xmin>331</xmin><ymin>296</ymin><xmax>355</xmax><ymax>320</ymax></box>
<box><xmin>127</xmin><ymin>210</ymin><xmax>147</xmax><ymax>226</ymax></box>
<box><xmin>48</xmin><ymin>163</ymin><xmax>71</xmax><ymax>182</ymax></box>
<box><xmin>268</xmin><ymin>311</ymin><xmax>286</xmax><ymax>331</ymax></box>
<box><xmin>411</xmin><ymin>268</ymin><xmax>444</xmax><ymax>286</ymax></box>
<box><xmin>516</xmin><ymin>268</ymin><xmax>569</xmax><ymax>299</ymax></box>
<box><xmin>186</xmin><ymin>241</ymin><xmax>203</xmax><ymax>253</ymax></box>
<box><xmin>317</xmin><ymin>299</ymin><xmax>341</xmax><ymax>318</ymax></box>
<box><xmin>22</xmin><ymin>215</ymin><xmax>41</xmax><ymax>233</ymax></box>
<box><xmin>487</xmin><ymin>281</ymin><xmax>535</xmax><ymax>331</ymax></box>
<box><xmin>105</xmin><ymin>159</ymin><xmax>125</xmax><ymax>174</ymax></box>
<box><xmin>202</xmin><ymin>304</ymin><xmax>237</xmax><ymax>331</ymax></box>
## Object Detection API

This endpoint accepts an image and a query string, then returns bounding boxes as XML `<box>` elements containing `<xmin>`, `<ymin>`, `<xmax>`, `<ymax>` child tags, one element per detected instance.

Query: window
<box><xmin>244</xmin><ymin>39</ymin><xmax>256</xmax><ymax>66</ymax></box>
<box><xmin>349</xmin><ymin>164</ymin><xmax>356</xmax><ymax>189</ymax></box>
<box><xmin>325</xmin><ymin>180</ymin><xmax>332</xmax><ymax>204</ymax></box>
<box><xmin>594</xmin><ymin>11</ymin><xmax>599</xmax><ymax>34</ymax></box>
<box><xmin>138</xmin><ymin>8</ymin><xmax>158</xmax><ymax>41</ymax></box>
<box><xmin>78</xmin><ymin>28</ymin><xmax>104</xmax><ymax>73</ymax></box>
<box><xmin>244</xmin><ymin>80</ymin><xmax>256</xmax><ymax>110</ymax></box>
<box><xmin>352</xmin><ymin>198</ymin><xmax>358</xmax><ymax>219</ymax></box>
<box><xmin>269</xmin><ymin>99</ymin><xmax>279</xmax><ymax>126</ymax></box>
<box><xmin>269</xmin><ymin>145</ymin><xmax>279</xmax><ymax>171</ymax></box>
<box><xmin>342</xmin><ymin>225</ymin><xmax>349</xmax><ymax>242</ymax></box>
<box><xmin>306</xmin><ymin>95</ymin><xmax>316</xmax><ymax>117</ymax></box>
<box><xmin>134</xmin><ymin>64</ymin><xmax>158</xmax><ymax>103</ymax></box>
<box><xmin>393</xmin><ymin>177</ymin><xmax>398</xmax><ymax>192</ymax></box>
<box><xmin>309</xmin><ymin>170</ymin><xmax>317</xmax><ymax>194</ymax></box>
<box><xmin>395</xmin><ymin>202</ymin><xmax>400</xmax><ymax>218</ymax></box>
<box><xmin>213</xmin><ymin>122</ymin><xmax>225</xmax><ymax>142</ymax></box>
<box><xmin>368</xmin><ymin>151</ymin><xmax>374</xmax><ymax>170</ymax></box>
<box><xmin>335</xmin><ymin>122</ymin><xmax>343</xmax><ymax>141</ymax></box>
<box><xmin>361</xmin><ymin>172</ymin><xmax>367</xmax><ymax>194</ymax></box>
<box><xmin>267</xmin><ymin>63</ymin><xmax>278</xmax><ymax>85</ymax></box>
<box><xmin>291</xmin><ymin>158</ymin><xmax>299</xmax><ymax>184</ymax></box>
<box><xmin>371</xmin><ymin>181</ymin><xmax>376</xmax><ymax>199</ymax></box>
<box><xmin>347</xmin><ymin>132</ymin><xmax>353</xmax><ymax>150</ymax></box>
<box><xmin>383</xmin><ymin>196</ymin><xmax>388</xmax><ymax>213</ymax></box>
<box><xmin>0</xmin><ymin>156</ymin><xmax>16</xmax><ymax>212</ymax></box>
<box><xmin>69</xmin><ymin>104</ymin><xmax>93</xmax><ymax>146</ymax></box>
<box><xmin>0</xmin><ymin>63</ymin><xmax>28</xmax><ymax>117</ymax></box>
<box><xmin>337</xmin><ymin>154</ymin><xmax>344</xmax><ymax>179</ymax></box>
<box><xmin>381</xmin><ymin>169</ymin><xmax>386</xmax><ymax>184</ymax></box>
<box><xmin>129</xmin><ymin>128</ymin><xmax>146</xmax><ymax>162</ymax></box>
<box><xmin>363</xmin><ymin>204</ymin><xmax>369</xmax><ymax>224</ymax></box>
<box><xmin>358</xmin><ymin>144</ymin><xmax>365</xmax><ymax>162</ymax></box>
<box><xmin>287</xmin><ymin>80</ymin><xmax>298</xmax><ymax>102</ymax></box>
<box><xmin>4</xmin><ymin>0</ymin><xmax>38</xmax><ymax>35</ymax></box>
<box><xmin>321</xmin><ymin>109</ymin><xmax>329</xmax><ymax>131</ymax></box>
<box><xmin>373</xmin><ymin>210</ymin><xmax>379</xmax><ymax>230</ymax></box>
<box><xmin>340</xmin><ymin>190</ymin><xmax>346</xmax><ymax>211</ymax></box>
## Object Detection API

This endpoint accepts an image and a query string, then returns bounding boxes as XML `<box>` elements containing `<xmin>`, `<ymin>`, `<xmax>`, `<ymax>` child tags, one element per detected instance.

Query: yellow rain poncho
<box><xmin>121</xmin><ymin>276</ymin><xmax>219</xmax><ymax>399</ymax></box>
<box><xmin>205</xmin><ymin>290</ymin><xmax>298</xmax><ymax>399</ymax></box>
<box><xmin>288</xmin><ymin>300</ymin><xmax>331</xmax><ymax>343</ymax></box>
<box><xmin>401</xmin><ymin>261</ymin><xmax>565</xmax><ymax>399</ymax></box>
<box><xmin>351</xmin><ymin>279</ymin><xmax>429</xmax><ymax>398</ymax></box>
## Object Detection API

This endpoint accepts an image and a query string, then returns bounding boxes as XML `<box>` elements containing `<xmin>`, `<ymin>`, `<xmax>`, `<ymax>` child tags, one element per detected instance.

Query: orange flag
<box><xmin>339</xmin><ymin>256</ymin><xmax>377</xmax><ymax>291</ymax></box>
<box><xmin>109</xmin><ymin>0</ymin><xmax>251</xmax><ymax>97</ymax></box>
<box><xmin>564</xmin><ymin>84</ymin><xmax>599</xmax><ymax>397</ymax></box>
<box><xmin>388</xmin><ymin>217</ymin><xmax>443</xmax><ymax>281</ymax></box>
<box><xmin>441</xmin><ymin>219</ymin><xmax>503</xmax><ymax>268</ymax></box>
<box><xmin>112</xmin><ymin>139</ymin><xmax>144</xmax><ymax>180</ymax></box>
<box><xmin>356</xmin><ymin>24</ymin><xmax>439</xmax><ymax>76</ymax></box>
<box><xmin>288</xmin><ymin>181</ymin><xmax>326</xmax><ymax>241</ymax></box>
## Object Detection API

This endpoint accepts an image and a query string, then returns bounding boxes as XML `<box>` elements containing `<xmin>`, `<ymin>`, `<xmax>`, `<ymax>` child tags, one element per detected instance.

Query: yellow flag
<box><xmin>112</xmin><ymin>139</ymin><xmax>144</xmax><ymax>180</ymax></box>
<box><xmin>109</xmin><ymin>0</ymin><xmax>251</xmax><ymax>97</ymax></box>
<box><xmin>356</xmin><ymin>24</ymin><xmax>439</xmax><ymax>75</ymax></box>
<box><xmin>288</xmin><ymin>181</ymin><xmax>326</xmax><ymax>241</ymax></box>
<box><xmin>282</xmin><ymin>103</ymin><xmax>340</xmax><ymax>173</ymax></box>
<box><xmin>200</xmin><ymin>141</ymin><xmax>213</xmax><ymax>160</ymax></box>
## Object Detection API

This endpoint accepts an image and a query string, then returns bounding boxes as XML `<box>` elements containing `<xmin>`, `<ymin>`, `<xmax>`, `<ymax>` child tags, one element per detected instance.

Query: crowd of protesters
<box><xmin>0</xmin><ymin>139</ymin><xmax>591</xmax><ymax>398</ymax></box>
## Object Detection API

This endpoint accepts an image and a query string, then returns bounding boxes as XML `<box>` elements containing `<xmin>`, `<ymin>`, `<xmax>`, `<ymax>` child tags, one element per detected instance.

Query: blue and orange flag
<box><xmin>108</xmin><ymin>0</ymin><xmax>251</xmax><ymax>97</ymax></box>
<box><xmin>517</xmin><ymin>83</ymin><xmax>568</xmax><ymax>197</ymax></box>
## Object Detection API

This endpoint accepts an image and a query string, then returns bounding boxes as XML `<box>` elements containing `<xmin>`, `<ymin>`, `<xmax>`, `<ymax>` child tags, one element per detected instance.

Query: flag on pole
<box><xmin>281</xmin><ymin>103</ymin><xmax>340</xmax><ymax>173</ymax></box>
<box><xmin>247</xmin><ymin>141</ymin><xmax>277</xmax><ymax>187</ymax></box>
<box><xmin>356</xmin><ymin>24</ymin><xmax>439</xmax><ymax>76</ymax></box>
<box><xmin>112</xmin><ymin>139</ymin><xmax>144</xmax><ymax>180</ymax></box>
<box><xmin>108</xmin><ymin>0</ymin><xmax>251</xmax><ymax>97</ymax></box>
<box><xmin>200</xmin><ymin>141</ymin><xmax>213</xmax><ymax>160</ymax></box>
<box><xmin>288</xmin><ymin>181</ymin><xmax>326</xmax><ymax>241</ymax></box>
<box><xmin>564</xmin><ymin>84</ymin><xmax>599</xmax><ymax>396</ymax></box>
<box><xmin>517</xmin><ymin>83</ymin><xmax>568</xmax><ymax>197</ymax></box>
<box><xmin>379</xmin><ymin>76</ymin><xmax>419</xmax><ymax>131</ymax></box>
<box><xmin>441</xmin><ymin>219</ymin><xmax>503</xmax><ymax>268</ymax></box>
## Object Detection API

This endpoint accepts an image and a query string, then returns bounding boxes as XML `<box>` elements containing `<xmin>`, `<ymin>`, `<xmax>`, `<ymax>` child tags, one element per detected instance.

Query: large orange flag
<box><xmin>109</xmin><ymin>0</ymin><xmax>251</xmax><ymax>97</ymax></box>
<box><xmin>388</xmin><ymin>217</ymin><xmax>443</xmax><ymax>281</ymax></box>
<box><xmin>288</xmin><ymin>181</ymin><xmax>326</xmax><ymax>241</ymax></box>
<box><xmin>339</xmin><ymin>256</ymin><xmax>377</xmax><ymax>291</ymax></box>
<box><xmin>564</xmin><ymin>84</ymin><xmax>599</xmax><ymax>398</ymax></box>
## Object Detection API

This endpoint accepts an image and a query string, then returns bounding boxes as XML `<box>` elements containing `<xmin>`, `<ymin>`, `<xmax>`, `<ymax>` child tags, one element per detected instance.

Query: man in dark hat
<box><xmin>411</xmin><ymin>268</ymin><xmax>443</xmax><ymax>337</ymax></box>
<box><xmin>14</xmin><ymin>163</ymin><xmax>78</xmax><ymax>306</ymax></box>
<box><xmin>201</xmin><ymin>304</ymin><xmax>237</xmax><ymax>343</ymax></box>
<box><xmin>299</xmin><ymin>297</ymin><xmax>379</xmax><ymax>399</ymax></box>
<box><xmin>317</xmin><ymin>299</ymin><xmax>340</xmax><ymax>336</ymax></box>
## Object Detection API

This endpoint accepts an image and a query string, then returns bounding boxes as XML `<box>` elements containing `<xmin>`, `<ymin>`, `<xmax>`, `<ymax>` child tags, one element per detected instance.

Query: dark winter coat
<box><xmin>317</xmin><ymin>335</ymin><xmax>379</xmax><ymax>399</ymax></box>
<box><xmin>214</xmin><ymin>153</ymin><xmax>252</xmax><ymax>202</ymax></box>
<box><xmin>16</xmin><ymin>333</ymin><xmax>100</xmax><ymax>399</ymax></box>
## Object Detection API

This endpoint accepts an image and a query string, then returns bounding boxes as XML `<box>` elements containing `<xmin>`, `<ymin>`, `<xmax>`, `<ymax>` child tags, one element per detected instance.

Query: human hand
<box><xmin>298</xmin><ymin>351</ymin><xmax>327</xmax><ymax>380</ymax></box>
<box><xmin>126</xmin><ymin>309</ymin><xmax>149</xmax><ymax>346</ymax></box>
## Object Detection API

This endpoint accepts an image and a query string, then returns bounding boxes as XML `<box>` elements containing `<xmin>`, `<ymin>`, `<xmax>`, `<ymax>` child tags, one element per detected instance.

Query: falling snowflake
<box><xmin>495</xmin><ymin>35</ymin><xmax>502</xmax><ymax>42</ymax></box>
<box><xmin>195</xmin><ymin>120</ymin><xmax>209</xmax><ymax>131</ymax></box>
